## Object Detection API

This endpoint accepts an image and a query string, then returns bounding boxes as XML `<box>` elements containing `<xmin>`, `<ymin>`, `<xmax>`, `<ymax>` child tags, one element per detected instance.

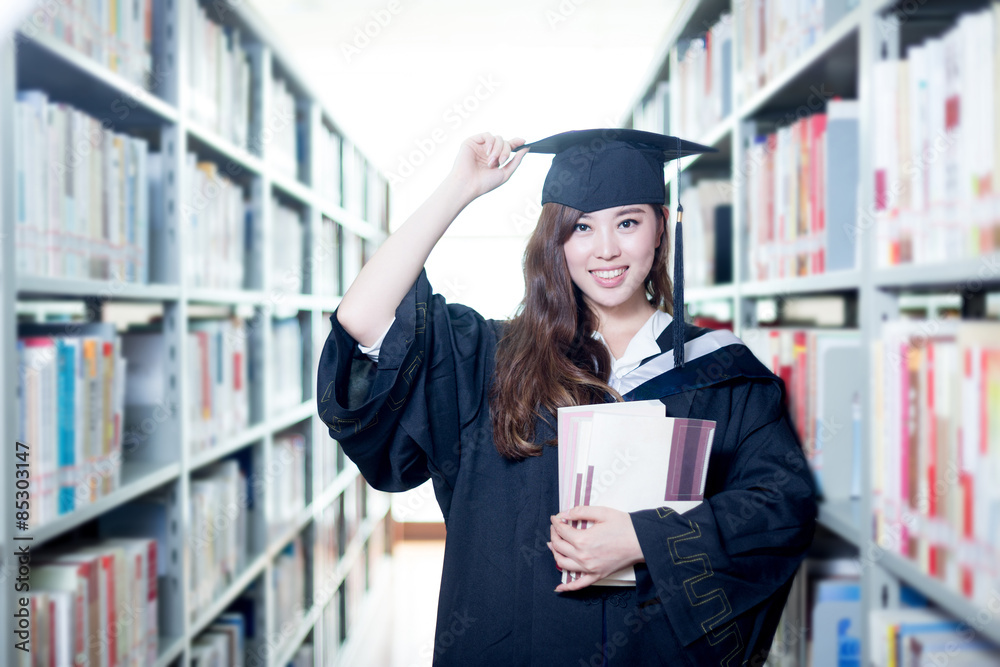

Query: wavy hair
<box><xmin>489</xmin><ymin>202</ymin><xmax>673</xmax><ymax>460</ymax></box>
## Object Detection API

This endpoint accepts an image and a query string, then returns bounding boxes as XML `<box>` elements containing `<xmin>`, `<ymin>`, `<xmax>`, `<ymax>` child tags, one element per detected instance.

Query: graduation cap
<box><xmin>514</xmin><ymin>128</ymin><xmax>717</xmax><ymax>368</ymax></box>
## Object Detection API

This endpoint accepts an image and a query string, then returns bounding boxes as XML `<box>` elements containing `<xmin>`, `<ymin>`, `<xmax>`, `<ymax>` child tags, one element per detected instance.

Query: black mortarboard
<box><xmin>515</xmin><ymin>128</ymin><xmax>717</xmax><ymax>369</ymax></box>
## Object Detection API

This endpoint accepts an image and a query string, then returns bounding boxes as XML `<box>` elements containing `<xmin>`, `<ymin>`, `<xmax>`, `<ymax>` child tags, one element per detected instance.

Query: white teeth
<box><xmin>591</xmin><ymin>268</ymin><xmax>626</xmax><ymax>279</ymax></box>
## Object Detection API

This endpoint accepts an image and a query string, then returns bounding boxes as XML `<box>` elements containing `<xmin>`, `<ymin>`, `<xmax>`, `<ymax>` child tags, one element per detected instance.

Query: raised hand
<box><xmin>448</xmin><ymin>132</ymin><xmax>527</xmax><ymax>202</ymax></box>
<box><xmin>548</xmin><ymin>505</ymin><xmax>645</xmax><ymax>592</ymax></box>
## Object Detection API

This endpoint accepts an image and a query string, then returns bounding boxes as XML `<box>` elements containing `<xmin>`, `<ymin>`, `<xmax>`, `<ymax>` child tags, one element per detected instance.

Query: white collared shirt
<box><xmin>591</xmin><ymin>309</ymin><xmax>672</xmax><ymax>393</ymax></box>
<box><xmin>358</xmin><ymin>310</ymin><xmax>674</xmax><ymax>393</ymax></box>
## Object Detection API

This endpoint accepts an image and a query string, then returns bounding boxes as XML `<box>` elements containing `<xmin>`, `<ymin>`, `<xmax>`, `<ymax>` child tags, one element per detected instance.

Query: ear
<box><xmin>655</xmin><ymin>205</ymin><xmax>670</xmax><ymax>249</ymax></box>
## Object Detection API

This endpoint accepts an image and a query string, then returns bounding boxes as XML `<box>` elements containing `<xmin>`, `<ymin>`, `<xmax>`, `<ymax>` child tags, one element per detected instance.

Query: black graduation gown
<box><xmin>317</xmin><ymin>271</ymin><xmax>817</xmax><ymax>666</ymax></box>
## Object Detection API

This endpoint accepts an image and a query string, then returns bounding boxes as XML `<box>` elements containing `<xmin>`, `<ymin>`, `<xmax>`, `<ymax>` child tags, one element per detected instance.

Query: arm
<box><xmin>336</xmin><ymin>133</ymin><xmax>527</xmax><ymax>346</ymax></box>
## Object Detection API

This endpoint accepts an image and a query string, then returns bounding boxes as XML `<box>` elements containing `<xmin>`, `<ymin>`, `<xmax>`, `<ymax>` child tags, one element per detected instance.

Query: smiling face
<box><xmin>561</xmin><ymin>204</ymin><xmax>664</xmax><ymax>324</ymax></box>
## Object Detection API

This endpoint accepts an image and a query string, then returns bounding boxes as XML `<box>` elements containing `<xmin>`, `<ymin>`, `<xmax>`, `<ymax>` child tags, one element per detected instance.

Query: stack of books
<box><xmin>185</xmin><ymin>0</ymin><xmax>251</xmax><ymax>148</ymax></box>
<box><xmin>743</xmin><ymin>328</ymin><xmax>863</xmax><ymax>500</ymax></box>
<box><xmin>746</xmin><ymin>100</ymin><xmax>860</xmax><ymax>280</ymax></box>
<box><xmin>557</xmin><ymin>401</ymin><xmax>715</xmax><ymax>585</ymax></box>
<box><xmin>675</xmin><ymin>14</ymin><xmax>733</xmax><ymax>140</ymax></box>
<box><xmin>17</xmin><ymin>322</ymin><xmax>125</xmax><ymax>527</ymax></box>
<box><xmin>189</xmin><ymin>459</ymin><xmax>249</xmax><ymax>617</ymax></box>
<box><xmin>31</xmin><ymin>535</ymin><xmax>159</xmax><ymax>667</ymax></box>
<box><xmin>676</xmin><ymin>179</ymin><xmax>733</xmax><ymax>288</ymax></box>
<box><xmin>184</xmin><ymin>155</ymin><xmax>250</xmax><ymax>290</ymax></box>
<box><xmin>872</xmin><ymin>5</ymin><xmax>1000</xmax><ymax>267</ymax></box>
<box><xmin>16</xmin><ymin>92</ymin><xmax>154</xmax><ymax>283</ymax></box>
<box><xmin>317</xmin><ymin>124</ymin><xmax>343</xmax><ymax>206</ymax></box>
<box><xmin>272</xmin><ymin>535</ymin><xmax>306</xmax><ymax>626</ymax></box>
<box><xmin>271</xmin><ymin>198</ymin><xmax>305</xmax><ymax>296</ymax></box>
<box><xmin>872</xmin><ymin>320</ymin><xmax>1000</xmax><ymax>606</ymax></box>
<box><xmin>192</xmin><ymin>612</ymin><xmax>248</xmax><ymax>667</ymax></box>
<box><xmin>268</xmin><ymin>432</ymin><xmax>306</xmax><ymax>529</ymax></box>
<box><xmin>22</xmin><ymin>0</ymin><xmax>156</xmax><ymax>88</ymax></box>
<box><xmin>269</xmin><ymin>317</ymin><xmax>304</xmax><ymax>415</ymax></box>
<box><xmin>270</xmin><ymin>75</ymin><xmax>301</xmax><ymax>180</ymax></box>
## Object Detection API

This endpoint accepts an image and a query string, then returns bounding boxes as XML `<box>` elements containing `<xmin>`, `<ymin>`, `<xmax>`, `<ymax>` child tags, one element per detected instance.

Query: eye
<box><xmin>573</xmin><ymin>223</ymin><xmax>591</xmax><ymax>232</ymax></box>
<box><xmin>618</xmin><ymin>218</ymin><xmax>639</xmax><ymax>229</ymax></box>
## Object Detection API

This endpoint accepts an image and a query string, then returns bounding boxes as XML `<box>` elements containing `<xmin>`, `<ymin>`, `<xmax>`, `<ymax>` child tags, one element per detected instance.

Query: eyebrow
<box><xmin>579</xmin><ymin>206</ymin><xmax>650</xmax><ymax>220</ymax></box>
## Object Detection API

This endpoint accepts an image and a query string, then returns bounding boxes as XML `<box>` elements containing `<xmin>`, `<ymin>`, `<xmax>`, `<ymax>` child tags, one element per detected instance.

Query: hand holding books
<box><xmin>554</xmin><ymin>400</ymin><xmax>717</xmax><ymax>588</ymax></box>
<box><xmin>548</xmin><ymin>506</ymin><xmax>644</xmax><ymax>592</ymax></box>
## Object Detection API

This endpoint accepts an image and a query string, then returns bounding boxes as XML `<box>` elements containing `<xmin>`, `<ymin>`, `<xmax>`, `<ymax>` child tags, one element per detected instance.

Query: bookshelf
<box><xmin>0</xmin><ymin>1</ymin><xmax>393</xmax><ymax>665</ymax></box>
<box><xmin>626</xmin><ymin>0</ymin><xmax>1000</xmax><ymax>660</ymax></box>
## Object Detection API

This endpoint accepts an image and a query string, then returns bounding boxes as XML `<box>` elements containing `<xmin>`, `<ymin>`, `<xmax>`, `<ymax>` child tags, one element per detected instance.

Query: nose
<box><xmin>594</xmin><ymin>226</ymin><xmax>620</xmax><ymax>260</ymax></box>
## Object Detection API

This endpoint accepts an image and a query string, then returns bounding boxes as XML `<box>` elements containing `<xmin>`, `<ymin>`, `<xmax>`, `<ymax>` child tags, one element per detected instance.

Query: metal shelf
<box><xmin>30</xmin><ymin>461</ymin><xmax>181</xmax><ymax>547</ymax></box>
<box><xmin>189</xmin><ymin>421</ymin><xmax>270</xmax><ymax>472</ymax></box>
<box><xmin>817</xmin><ymin>498</ymin><xmax>862</xmax><ymax>547</ymax></box>
<box><xmin>737</xmin><ymin>8</ymin><xmax>862</xmax><ymax>119</ymax></box>
<box><xmin>878</xmin><ymin>551</ymin><xmax>1000</xmax><ymax>646</ymax></box>
<box><xmin>272</xmin><ymin>603</ymin><xmax>322</xmax><ymax>667</ymax></box>
<box><xmin>15</xmin><ymin>31</ymin><xmax>178</xmax><ymax>126</ymax></box>
<box><xmin>17</xmin><ymin>276</ymin><xmax>182</xmax><ymax>301</ymax></box>
<box><xmin>271</xmin><ymin>170</ymin><xmax>316</xmax><ymax>207</ymax></box>
<box><xmin>187</xmin><ymin>287</ymin><xmax>268</xmax><ymax>305</ymax></box>
<box><xmin>740</xmin><ymin>270</ymin><xmax>862</xmax><ymax>297</ymax></box>
<box><xmin>685</xmin><ymin>284</ymin><xmax>736</xmax><ymax>303</ymax></box>
<box><xmin>153</xmin><ymin>635</ymin><xmax>186</xmax><ymax>667</ymax></box>
<box><xmin>189</xmin><ymin>550</ymin><xmax>270</xmax><ymax>638</ymax></box>
<box><xmin>186</xmin><ymin>120</ymin><xmax>265</xmax><ymax>176</ymax></box>
<box><xmin>872</xmin><ymin>254</ymin><xmax>1000</xmax><ymax>291</ymax></box>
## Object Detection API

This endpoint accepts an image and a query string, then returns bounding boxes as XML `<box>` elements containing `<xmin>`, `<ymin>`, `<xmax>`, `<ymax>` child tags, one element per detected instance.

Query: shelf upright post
<box><xmin>0</xmin><ymin>28</ymin><xmax>18</xmax><ymax>667</ymax></box>
<box><xmin>860</xmin><ymin>1</ymin><xmax>902</xmax><ymax>661</ymax></box>
<box><xmin>734</xmin><ymin>118</ymin><xmax>758</xmax><ymax>339</ymax></box>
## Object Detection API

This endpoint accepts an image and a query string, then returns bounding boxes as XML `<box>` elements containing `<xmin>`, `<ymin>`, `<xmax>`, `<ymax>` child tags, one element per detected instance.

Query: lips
<box><xmin>589</xmin><ymin>266</ymin><xmax>628</xmax><ymax>287</ymax></box>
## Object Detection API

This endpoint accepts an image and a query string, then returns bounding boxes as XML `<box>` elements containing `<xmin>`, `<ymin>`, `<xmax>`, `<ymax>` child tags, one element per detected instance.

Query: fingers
<box><xmin>555</xmin><ymin>571</ymin><xmax>601</xmax><ymax>593</ymax></box>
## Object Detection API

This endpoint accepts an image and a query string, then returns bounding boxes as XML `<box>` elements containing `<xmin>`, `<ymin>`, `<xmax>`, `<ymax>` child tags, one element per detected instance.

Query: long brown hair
<box><xmin>489</xmin><ymin>202</ymin><xmax>673</xmax><ymax>460</ymax></box>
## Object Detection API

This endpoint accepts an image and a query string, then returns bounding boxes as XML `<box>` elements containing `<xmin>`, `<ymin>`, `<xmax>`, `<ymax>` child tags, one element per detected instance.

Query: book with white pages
<box><xmin>557</xmin><ymin>400</ymin><xmax>716</xmax><ymax>586</ymax></box>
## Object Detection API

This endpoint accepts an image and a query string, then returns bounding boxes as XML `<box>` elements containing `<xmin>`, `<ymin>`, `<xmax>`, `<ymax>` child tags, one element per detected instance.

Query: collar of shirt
<box><xmin>591</xmin><ymin>309</ymin><xmax>673</xmax><ymax>393</ymax></box>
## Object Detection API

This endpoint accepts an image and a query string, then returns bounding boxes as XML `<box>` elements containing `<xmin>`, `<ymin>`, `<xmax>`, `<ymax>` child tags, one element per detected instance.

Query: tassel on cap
<box><xmin>672</xmin><ymin>137</ymin><xmax>685</xmax><ymax>369</ymax></box>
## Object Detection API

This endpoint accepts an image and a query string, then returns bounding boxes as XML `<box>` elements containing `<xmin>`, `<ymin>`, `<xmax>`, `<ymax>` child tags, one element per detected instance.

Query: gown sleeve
<box><xmin>628</xmin><ymin>377</ymin><xmax>818</xmax><ymax>653</ymax></box>
<box><xmin>315</xmin><ymin>270</ymin><xmax>496</xmax><ymax>520</ymax></box>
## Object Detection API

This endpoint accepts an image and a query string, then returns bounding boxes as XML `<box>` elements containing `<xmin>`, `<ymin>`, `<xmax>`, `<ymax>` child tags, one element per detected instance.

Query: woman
<box><xmin>318</xmin><ymin>130</ymin><xmax>817</xmax><ymax>665</ymax></box>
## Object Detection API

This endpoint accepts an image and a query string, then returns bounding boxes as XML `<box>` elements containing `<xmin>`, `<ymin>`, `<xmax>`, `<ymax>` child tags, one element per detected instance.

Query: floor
<box><xmin>350</xmin><ymin>539</ymin><xmax>446</xmax><ymax>667</ymax></box>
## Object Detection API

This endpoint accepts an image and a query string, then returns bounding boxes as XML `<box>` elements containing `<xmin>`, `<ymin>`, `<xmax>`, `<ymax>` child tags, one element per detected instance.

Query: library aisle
<box><xmin>4</xmin><ymin>0</ymin><xmax>1000</xmax><ymax>665</ymax></box>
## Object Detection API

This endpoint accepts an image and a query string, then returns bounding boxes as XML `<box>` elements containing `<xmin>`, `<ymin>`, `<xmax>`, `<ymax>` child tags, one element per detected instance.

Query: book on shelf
<box><xmin>268</xmin><ymin>432</ymin><xmax>306</xmax><ymax>528</ymax></box>
<box><xmin>869</xmin><ymin>603</ymin><xmax>1000</xmax><ymax>666</ymax></box>
<box><xmin>15</xmin><ymin>91</ymin><xmax>155</xmax><ymax>283</ymax></box>
<box><xmin>33</xmin><ymin>536</ymin><xmax>159</xmax><ymax>667</ymax></box>
<box><xmin>21</xmin><ymin>0</ymin><xmax>156</xmax><ymax>89</ymax></box>
<box><xmin>314</xmin><ymin>216</ymin><xmax>341</xmax><ymax>298</ymax></box>
<box><xmin>341</xmin><ymin>140</ymin><xmax>365</xmax><ymax>219</ymax></box>
<box><xmin>746</xmin><ymin>99</ymin><xmax>859</xmax><ymax>281</ymax></box>
<box><xmin>675</xmin><ymin>179</ymin><xmax>733</xmax><ymax>288</ymax></box>
<box><xmin>272</xmin><ymin>535</ymin><xmax>306</xmax><ymax>627</ymax></box>
<box><xmin>288</xmin><ymin>644</ymin><xmax>315</xmax><ymax>667</ymax></box>
<box><xmin>16</xmin><ymin>322</ymin><xmax>125</xmax><ymax>527</ymax></box>
<box><xmin>206</xmin><ymin>612</ymin><xmax>247</xmax><ymax>667</ymax></box>
<box><xmin>743</xmin><ymin>328</ymin><xmax>863</xmax><ymax>501</ymax></box>
<box><xmin>675</xmin><ymin>13</ymin><xmax>732</xmax><ymax>141</ymax></box>
<box><xmin>271</xmin><ymin>197</ymin><xmax>305</xmax><ymax>296</ymax></box>
<box><xmin>557</xmin><ymin>400</ymin><xmax>715</xmax><ymax>586</ymax></box>
<box><xmin>269</xmin><ymin>316</ymin><xmax>304</xmax><ymax>415</ymax></box>
<box><xmin>270</xmin><ymin>75</ymin><xmax>301</xmax><ymax>180</ymax></box>
<box><xmin>339</xmin><ymin>227</ymin><xmax>364</xmax><ymax>292</ymax></box>
<box><xmin>873</xmin><ymin>320</ymin><xmax>1000</xmax><ymax>606</ymax></box>
<box><xmin>185</xmin><ymin>0</ymin><xmax>251</xmax><ymax>149</ymax></box>
<box><xmin>189</xmin><ymin>459</ymin><xmax>249</xmax><ymax>617</ymax></box>
<box><xmin>631</xmin><ymin>80</ymin><xmax>670</xmax><ymax>135</ymax></box>
<box><xmin>321</xmin><ymin>590</ymin><xmax>341</xmax><ymax>663</ymax></box>
<box><xmin>317</xmin><ymin>124</ymin><xmax>343</xmax><ymax>207</ymax></box>
<box><xmin>872</xmin><ymin>4</ymin><xmax>1000</xmax><ymax>268</ymax></box>
<box><xmin>183</xmin><ymin>154</ymin><xmax>251</xmax><ymax>290</ymax></box>
<box><xmin>736</xmin><ymin>0</ymin><xmax>856</xmax><ymax>101</ymax></box>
